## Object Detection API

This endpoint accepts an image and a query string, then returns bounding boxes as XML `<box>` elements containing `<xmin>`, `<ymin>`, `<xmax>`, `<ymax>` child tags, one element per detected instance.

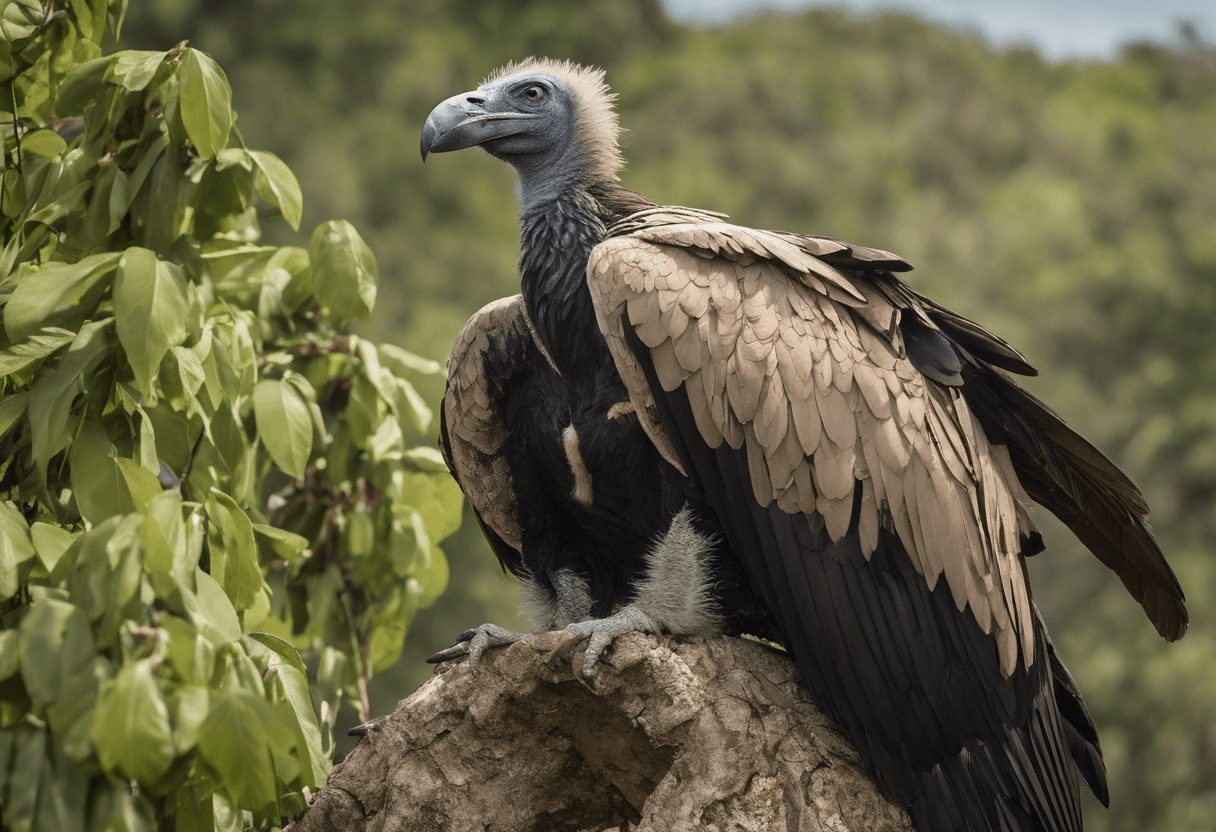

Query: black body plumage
<box><xmin>487</xmin><ymin>188</ymin><xmax>775</xmax><ymax>633</ymax></box>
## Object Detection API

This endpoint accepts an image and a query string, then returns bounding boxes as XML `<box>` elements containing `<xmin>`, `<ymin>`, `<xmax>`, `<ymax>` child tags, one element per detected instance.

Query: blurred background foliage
<box><xmin>120</xmin><ymin>0</ymin><xmax>1214</xmax><ymax>828</ymax></box>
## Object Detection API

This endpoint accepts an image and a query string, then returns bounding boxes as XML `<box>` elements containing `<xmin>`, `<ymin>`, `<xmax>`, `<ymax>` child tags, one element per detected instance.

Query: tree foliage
<box><xmin>0</xmin><ymin>2</ymin><xmax>460</xmax><ymax>829</ymax></box>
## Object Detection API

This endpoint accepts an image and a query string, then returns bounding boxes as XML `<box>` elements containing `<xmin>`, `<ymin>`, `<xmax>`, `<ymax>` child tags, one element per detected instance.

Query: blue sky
<box><xmin>660</xmin><ymin>0</ymin><xmax>1214</xmax><ymax>60</ymax></box>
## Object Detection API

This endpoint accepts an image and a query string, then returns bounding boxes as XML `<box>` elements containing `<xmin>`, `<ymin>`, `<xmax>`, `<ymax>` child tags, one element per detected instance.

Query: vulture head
<box><xmin>421</xmin><ymin>58</ymin><xmax>622</xmax><ymax>196</ymax></box>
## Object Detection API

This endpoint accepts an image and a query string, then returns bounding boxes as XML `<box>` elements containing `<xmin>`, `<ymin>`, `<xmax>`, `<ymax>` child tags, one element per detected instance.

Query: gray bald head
<box><xmin>421</xmin><ymin>58</ymin><xmax>622</xmax><ymax>210</ymax></box>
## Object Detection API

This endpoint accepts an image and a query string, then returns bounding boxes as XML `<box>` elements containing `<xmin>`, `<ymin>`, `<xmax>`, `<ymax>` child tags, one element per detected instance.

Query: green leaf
<box><xmin>369</xmin><ymin>580</ymin><xmax>421</xmax><ymax>671</ymax></box>
<box><xmin>0</xmin><ymin>630</ymin><xmax>17</xmax><ymax>680</ymax></box>
<box><xmin>143</xmin><ymin>143</ymin><xmax>187</xmax><ymax>250</ymax></box>
<box><xmin>46</xmin><ymin>657</ymin><xmax>102</xmax><ymax>763</ymax></box>
<box><xmin>0</xmin><ymin>392</ymin><xmax>30</xmax><ymax>441</ymax></box>
<box><xmin>90</xmin><ymin>658</ymin><xmax>176</xmax><ymax>783</ymax></box>
<box><xmin>397</xmin><ymin>467</ymin><xmax>464</xmax><ymax>543</ymax></box>
<box><xmin>379</xmin><ymin>343</ymin><xmax>442</xmax><ymax>377</ymax></box>
<box><xmin>403</xmin><ymin>445</ymin><xmax>449</xmax><ymax>472</ymax></box>
<box><xmin>170</xmin><ymin>345</ymin><xmax>206</xmax><ymax>402</ymax></box>
<box><xmin>70</xmin><ymin>421</ymin><xmax>159</xmax><ymax>524</ymax></box>
<box><xmin>3</xmin><ymin>253</ymin><xmax>120</xmax><ymax>344</ymax></box>
<box><xmin>198</xmin><ymin>691</ymin><xmax>290</xmax><ymax>813</ymax></box>
<box><xmin>138</xmin><ymin>490</ymin><xmax>185</xmax><ymax>577</ymax></box>
<box><xmin>28</xmin><ymin>318</ymin><xmax>112</xmax><ymax>479</ymax></box>
<box><xmin>116</xmin><ymin>458</ymin><xmax>163</xmax><ymax>506</ymax></box>
<box><xmin>105</xmin><ymin>50</ymin><xmax>165</xmax><ymax>91</ymax></box>
<box><xmin>6</xmin><ymin>724</ymin><xmax>45</xmax><ymax>832</ymax></box>
<box><xmin>0</xmin><ymin>0</ymin><xmax>41</xmax><ymax>40</ymax></box>
<box><xmin>171</xmin><ymin>787</ymin><xmax>215</xmax><ymax>832</ymax></box>
<box><xmin>345</xmin><ymin>510</ymin><xmax>375</xmax><ymax>558</ymax></box>
<box><xmin>284</xmin><ymin>372</ymin><xmax>329</xmax><ymax>443</ymax></box>
<box><xmin>252</xmin><ymin>378</ymin><xmax>313</xmax><ymax>479</ymax></box>
<box><xmin>184</xmin><ymin>568</ymin><xmax>241</xmax><ymax>646</ymax></box>
<box><xmin>20</xmin><ymin>129</ymin><xmax>67</xmax><ymax>158</ymax></box>
<box><xmin>168</xmin><ymin>685</ymin><xmax>209</xmax><ymax>755</ymax></box>
<box><xmin>240</xmin><ymin>583</ymin><xmax>271</xmax><ymax>631</ymax></box>
<box><xmin>0</xmin><ymin>501</ymin><xmax>33</xmax><ymax>559</ymax></box>
<box><xmin>394</xmin><ymin>376</ymin><xmax>433</xmax><ymax>435</ymax></box>
<box><xmin>113</xmin><ymin>248</ymin><xmax>190</xmax><ymax>392</ymax></box>
<box><xmin>248</xmin><ymin>632</ymin><xmax>330</xmax><ymax>787</ymax></box>
<box><xmin>18</xmin><ymin>598</ymin><xmax>94</xmax><ymax>708</ymax></box>
<box><xmin>248</xmin><ymin>150</ymin><xmax>302</xmax><ymax>230</ymax></box>
<box><xmin>251</xmin><ymin>523</ymin><xmax>308</xmax><ymax>560</ymax></box>
<box><xmin>33</xmin><ymin>744</ymin><xmax>89</xmax><ymax>832</ymax></box>
<box><xmin>387</xmin><ymin>510</ymin><xmax>422</xmax><ymax>577</ymax></box>
<box><xmin>0</xmin><ymin>501</ymin><xmax>33</xmax><ymax>599</ymax></box>
<box><xmin>161</xmin><ymin>616</ymin><xmax>214</xmax><ymax>685</ymax></box>
<box><xmin>124</xmin><ymin>133</ymin><xmax>167</xmax><ymax>207</ymax></box>
<box><xmin>67</xmin><ymin>518</ymin><xmax>120</xmax><ymax>620</ymax></box>
<box><xmin>309</xmin><ymin>220</ymin><xmax>378</xmax><ymax>322</ymax></box>
<box><xmin>416</xmin><ymin>544</ymin><xmax>449</xmax><ymax>608</ymax></box>
<box><xmin>30</xmin><ymin>522</ymin><xmax>74</xmax><ymax>573</ymax></box>
<box><xmin>205</xmin><ymin>490</ymin><xmax>261</xmax><ymax>611</ymax></box>
<box><xmin>0</xmin><ymin>526</ymin><xmax>17</xmax><ymax>600</ymax></box>
<box><xmin>53</xmin><ymin>56</ymin><xmax>111</xmax><ymax>117</ymax></box>
<box><xmin>0</xmin><ymin>327</ymin><xmax>74</xmax><ymax>376</ymax></box>
<box><xmin>178</xmin><ymin>48</ymin><xmax>233</xmax><ymax>159</ymax></box>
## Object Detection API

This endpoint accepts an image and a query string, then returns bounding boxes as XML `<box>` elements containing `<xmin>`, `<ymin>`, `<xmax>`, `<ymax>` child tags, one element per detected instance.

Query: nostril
<box><xmin>465</xmin><ymin>94</ymin><xmax>486</xmax><ymax>107</ymax></box>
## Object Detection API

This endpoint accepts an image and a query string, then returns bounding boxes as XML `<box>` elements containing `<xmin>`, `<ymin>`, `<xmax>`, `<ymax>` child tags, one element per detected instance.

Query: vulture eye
<box><xmin>523</xmin><ymin>85</ymin><xmax>544</xmax><ymax>102</ymax></box>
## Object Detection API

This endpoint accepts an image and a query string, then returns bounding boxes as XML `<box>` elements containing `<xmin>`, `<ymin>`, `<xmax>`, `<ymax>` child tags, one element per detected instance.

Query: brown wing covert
<box><xmin>589</xmin><ymin>230</ymin><xmax>1038</xmax><ymax>676</ymax></box>
<box><xmin>440</xmin><ymin>295</ymin><xmax>530</xmax><ymax>552</ymax></box>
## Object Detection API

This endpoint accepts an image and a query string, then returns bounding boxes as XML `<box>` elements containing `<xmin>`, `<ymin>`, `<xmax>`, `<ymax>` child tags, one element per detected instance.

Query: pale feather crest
<box><xmin>485</xmin><ymin>57</ymin><xmax>623</xmax><ymax>182</ymax></box>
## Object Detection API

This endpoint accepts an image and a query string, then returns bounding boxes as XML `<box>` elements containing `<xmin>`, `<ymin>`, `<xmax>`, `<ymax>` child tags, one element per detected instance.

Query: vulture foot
<box><xmin>426</xmin><ymin>623</ymin><xmax>529</xmax><ymax>674</ymax></box>
<box><xmin>544</xmin><ymin>607</ymin><xmax>655</xmax><ymax>687</ymax></box>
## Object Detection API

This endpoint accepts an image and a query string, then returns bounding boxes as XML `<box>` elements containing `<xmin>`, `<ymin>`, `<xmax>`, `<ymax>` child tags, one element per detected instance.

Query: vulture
<box><xmin>420</xmin><ymin>59</ymin><xmax>1186</xmax><ymax>832</ymax></box>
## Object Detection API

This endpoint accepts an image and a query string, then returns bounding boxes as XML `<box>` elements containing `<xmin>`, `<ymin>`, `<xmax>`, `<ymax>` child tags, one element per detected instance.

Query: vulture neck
<box><xmin>517</xmin><ymin>175</ymin><xmax>638</xmax><ymax>377</ymax></box>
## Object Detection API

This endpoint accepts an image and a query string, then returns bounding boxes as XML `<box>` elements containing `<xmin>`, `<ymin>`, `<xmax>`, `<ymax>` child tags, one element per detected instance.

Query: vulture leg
<box><xmin>547</xmin><ymin>505</ymin><xmax>722</xmax><ymax>686</ymax></box>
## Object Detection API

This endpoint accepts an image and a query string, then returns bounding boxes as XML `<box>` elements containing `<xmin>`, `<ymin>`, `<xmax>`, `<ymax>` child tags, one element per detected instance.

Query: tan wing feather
<box><xmin>589</xmin><ymin>234</ymin><xmax>1037</xmax><ymax>676</ymax></box>
<box><xmin>441</xmin><ymin>295</ymin><xmax>530</xmax><ymax>551</ymax></box>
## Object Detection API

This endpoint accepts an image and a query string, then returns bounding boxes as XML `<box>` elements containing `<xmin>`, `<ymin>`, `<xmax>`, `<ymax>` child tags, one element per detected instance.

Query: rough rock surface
<box><xmin>289</xmin><ymin>632</ymin><xmax>913</xmax><ymax>832</ymax></box>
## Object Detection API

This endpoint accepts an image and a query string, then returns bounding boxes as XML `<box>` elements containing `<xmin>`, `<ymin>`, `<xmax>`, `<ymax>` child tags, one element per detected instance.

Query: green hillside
<box><xmin>122</xmin><ymin>2</ymin><xmax>1216</xmax><ymax>828</ymax></box>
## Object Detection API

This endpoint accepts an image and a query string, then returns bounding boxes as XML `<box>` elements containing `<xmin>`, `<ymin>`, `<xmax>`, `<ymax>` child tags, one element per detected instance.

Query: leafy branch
<box><xmin>0</xmin><ymin>3</ymin><xmax>460</xmax><ymax>829</ymax></box>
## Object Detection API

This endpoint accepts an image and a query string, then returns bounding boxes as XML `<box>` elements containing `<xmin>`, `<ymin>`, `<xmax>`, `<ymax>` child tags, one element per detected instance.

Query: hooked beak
<box><xmin>420</xmin><ymin>91</ymin><xmax>539</xmax><ymax>161</ymax></box>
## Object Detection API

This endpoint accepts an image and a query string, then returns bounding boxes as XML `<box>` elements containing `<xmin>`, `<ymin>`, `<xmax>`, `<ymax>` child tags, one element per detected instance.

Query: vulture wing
<box><xmin>589</xmin><ymin>210</ymin><xmax>1040</xmax><ymax>674</ymax></box>
<box><xmin>584</xmin><ymin>207</ymin><xmax>1179</xmax><ymax>830</ymax></box>
<box><xmin>440</xmin><ymin>295</ymin><xmax>534</xmax><ymax>574</ymax></box>
<box><xmin>899</xmin><ymin>284</ymin><xmax>1186</xmax><ymax>641</ymax></box>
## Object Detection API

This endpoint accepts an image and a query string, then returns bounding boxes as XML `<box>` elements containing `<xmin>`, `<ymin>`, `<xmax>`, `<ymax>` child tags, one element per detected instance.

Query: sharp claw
<box><xmin>545</xmin><ymin>609</ymin><xmax>655</xmax><ymax>683</ymax></box>
<box><xmin>467</xmin><ymin>632</ymin><xmax>489</xmax><ymax>675</ymax></box>
<box><xmin>428</xmin><ymin>623</ymin><xmax>529</xmax><ymax>670</ymax></box>
<box><xmin>544</xmin><ymin>629</ymin><xmax>589</xmax><ymax>666</ymax></box>
<box><xmin>582</xmin><ymin>632</ymin><xmax>613</xmax><ymax>679</ymax></box>
<box><xmin>425</xmin><ymin>642</ymin><xmax>470</xmax><ymax>664</ymax></box>
<box><xmin>348</xmin><ymin>722</ymin><xmax>373</xmax><ymax>737</ymax></box>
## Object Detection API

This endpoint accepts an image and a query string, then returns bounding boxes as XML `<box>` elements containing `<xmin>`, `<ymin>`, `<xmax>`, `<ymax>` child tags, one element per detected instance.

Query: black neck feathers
<box><xmin>519</xmin><ymin>189</ymin><xmax>612</xmax><ymax>376</ymax></box>
<box><xmin>517</xmin><ymin>182</ymin><xmax>656</xmax><ymax>377</ymax></box>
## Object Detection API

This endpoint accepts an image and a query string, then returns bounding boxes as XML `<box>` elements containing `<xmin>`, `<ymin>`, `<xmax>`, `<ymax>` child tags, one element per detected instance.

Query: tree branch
<box><xmin>290</xmin><ymin>632</ymin><xmax>913</xmax><ymax>832</ymax></box>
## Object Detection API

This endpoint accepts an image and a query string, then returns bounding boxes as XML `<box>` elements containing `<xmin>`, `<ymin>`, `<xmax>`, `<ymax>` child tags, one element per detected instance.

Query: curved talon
<box><xmin>544</xmin><ymin>629</ymin><xmax>590</xmax><ymax>666</ymax></box>
<box><xmin>426</xmin><ymin>623</ymin><xmax>529</xmax><ymax>674</ymax></box>
<box><xmin>425</xmin><ymin>642</ymin><xmax>471</xmax><ymax>664</ymax></box>
<box><xmin>544</xmin><ymin>608</ymin><xmax>656</xmax><ymax>684</ymax></box>
<box><xmin>581</xmin><ymin>629</ymin><xmax>617</xmax><ymax>677</ymax></box>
